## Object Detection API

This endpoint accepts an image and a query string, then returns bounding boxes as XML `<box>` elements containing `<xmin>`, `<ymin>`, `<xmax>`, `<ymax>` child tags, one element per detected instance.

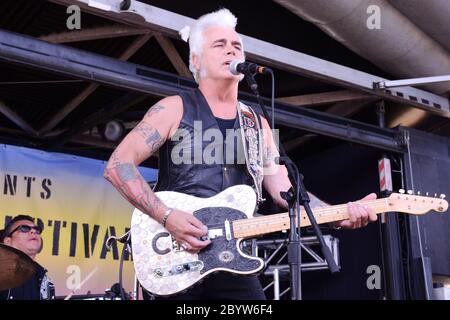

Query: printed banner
<box><xmin>0</xmin><ymin>144</ymin><xmax>157</xmax><ymax>298</ymax></box>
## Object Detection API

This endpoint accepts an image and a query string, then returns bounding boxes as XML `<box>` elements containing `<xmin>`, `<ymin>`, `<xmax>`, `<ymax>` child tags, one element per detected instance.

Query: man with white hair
<box><xmin>104</xmin><ymin>8</ymin><xmax>377</xmax><ymax>300</ymax></box>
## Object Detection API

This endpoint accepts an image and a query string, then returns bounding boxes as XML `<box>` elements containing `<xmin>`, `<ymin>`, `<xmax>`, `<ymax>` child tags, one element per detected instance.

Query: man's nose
<box><xmin>226</xmin><ymin>45</ymin><xmax>237</xmax><ymax>56</ymax></box>
<box><xmin>226</xmin><ymin>50</ymin><xmax>235</xmax><ymax>56</ymax></box>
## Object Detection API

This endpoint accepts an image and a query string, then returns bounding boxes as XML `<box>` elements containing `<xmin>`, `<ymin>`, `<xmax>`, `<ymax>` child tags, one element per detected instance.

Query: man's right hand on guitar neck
<box><xmin>164</xmin><ymin>209</ymin><xmax>211</xmax><ymax>253</ymax></box>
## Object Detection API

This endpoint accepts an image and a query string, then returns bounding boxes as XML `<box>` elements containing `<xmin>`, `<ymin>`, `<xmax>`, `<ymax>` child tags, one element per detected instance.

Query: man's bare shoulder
<box><xmin>151</xmin><ymin>95</ymin><xmax>182</xmax><ymax>114</ymax></box>
<box><xmin>142</xmin><ymin>95</ymin><xmax>182</xmax><ymax>122</ymax></box>
<box><xmin>141</xmin><ymin>95</ymin><xmax>183</xmax><ymax>138</ymax></box>
<box><xmin>161</xmin><ymin>95</ymin><xmax>183</xmax><ymax>107</ymax></box>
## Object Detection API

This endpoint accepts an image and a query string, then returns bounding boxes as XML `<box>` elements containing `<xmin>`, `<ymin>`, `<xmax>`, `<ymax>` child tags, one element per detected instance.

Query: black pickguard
<box><xmin>193</xmin><ymin>207</ymin><xmax>262</xmax><ymax>274</ymax></box>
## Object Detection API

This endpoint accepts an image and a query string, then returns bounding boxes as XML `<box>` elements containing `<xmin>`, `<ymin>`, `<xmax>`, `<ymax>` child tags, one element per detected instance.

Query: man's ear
<box><xmin>3</xmin><ymin>237</ymin><xmax>11</xmax><ymax>245</ymax></box>
<box><xmin>192</xmin><ymin>54</ymin><xmax>201</xmax><ymax>72</ymax></box>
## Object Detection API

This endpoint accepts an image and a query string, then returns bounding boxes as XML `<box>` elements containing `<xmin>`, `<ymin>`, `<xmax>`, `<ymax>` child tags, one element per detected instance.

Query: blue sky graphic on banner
<box><xmin>0</xmin><ymin>144</ymin><xmax>157</xmax><ymax>297</ymax></box>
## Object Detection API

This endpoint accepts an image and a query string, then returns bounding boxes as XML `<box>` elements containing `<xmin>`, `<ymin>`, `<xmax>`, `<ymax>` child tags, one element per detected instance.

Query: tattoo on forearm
<box><xmin>105</xmin><ymin>162</ymin><xmax>163</xmax><ymax>219</ymax></box>
<box><xmin>117</xmin><ymin>163</ymin><xmax>140</xmax><ymax>181</ymax></box>
<box><xmin>132</xmin><ymin>177</ymin><xmax>162</xmax><ymax>214</ymax></box>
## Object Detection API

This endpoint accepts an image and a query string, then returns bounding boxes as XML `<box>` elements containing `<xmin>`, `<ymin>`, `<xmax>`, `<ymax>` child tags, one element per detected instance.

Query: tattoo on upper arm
<box><xmin>146</xmin><ymin>129</ymin><xmax>163</xmax><ymax>151</ymax></box>
<box><xmin>144</xmin><ymin>104</ymin><xmax>165</xmax><ymax>119</ymax></box>
<box><xmin>308</xmin><ymin>192</ymin><xmax>328</xmax><ymax>208</ymax></box>
<box><xmin>264</xmin><ymin>147</ymin><xmax>279</xmax><ymax>167</ymax></box>
<box><xmin>132</xmin><ymin>122</ymin><xmax>153</xmax><ymax>140</ymax></box>
<box><xmin>131</xmin><ymin>122</ymin><xmax>164</xmax><ymax>152</ymax></box>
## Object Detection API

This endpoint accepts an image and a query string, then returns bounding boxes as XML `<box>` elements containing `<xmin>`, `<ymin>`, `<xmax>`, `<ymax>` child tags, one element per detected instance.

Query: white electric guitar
<box><xmin>130</xmin><ymin>185</ymin><xmax>447</xmax><ymax>296</ymax></box>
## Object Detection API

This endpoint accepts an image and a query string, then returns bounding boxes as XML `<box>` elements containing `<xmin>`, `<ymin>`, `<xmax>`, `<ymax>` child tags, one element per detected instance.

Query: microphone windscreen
<box><xmin>229</xmin><ymin>59</ymin><xmax>244</xmax><ymax>75</ymax></box>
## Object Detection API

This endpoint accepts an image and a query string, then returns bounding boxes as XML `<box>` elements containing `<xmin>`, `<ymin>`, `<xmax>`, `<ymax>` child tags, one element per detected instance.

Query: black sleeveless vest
<box><xmin>154</xmin><ymin>89</ymin><xmax>254</xmax><ymax>197</ymax></box>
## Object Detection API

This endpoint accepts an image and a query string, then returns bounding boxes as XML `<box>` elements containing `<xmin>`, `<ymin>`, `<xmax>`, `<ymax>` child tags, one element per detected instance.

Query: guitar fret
<box><xmin>233</xmin><ymin>199</ymin><xmax>391</xmax><ymax>238</ymax></box>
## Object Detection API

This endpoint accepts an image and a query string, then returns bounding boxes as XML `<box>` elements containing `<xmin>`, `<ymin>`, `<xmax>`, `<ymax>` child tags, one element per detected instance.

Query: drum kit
<box><xmin>0</xmin><ymin>243</ymin><xmax>116</xmax><ymax>299</ymax></box>
<box><xmin>0</xmin><ymin>243</ymin><xmax>39</xmax><ymax>291</ymax></box>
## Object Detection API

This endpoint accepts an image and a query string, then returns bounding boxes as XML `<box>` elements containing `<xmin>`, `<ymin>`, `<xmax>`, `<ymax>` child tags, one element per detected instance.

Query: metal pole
<box><xmin>273</xmin><ymin>268</ymin><xmax>280</xmax><ymax>300</ymax></box>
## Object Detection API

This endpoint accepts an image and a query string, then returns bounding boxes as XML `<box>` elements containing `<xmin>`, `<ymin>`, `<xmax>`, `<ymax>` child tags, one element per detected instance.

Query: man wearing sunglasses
<box><xmin>0</xmin><ymin>214</ymin><xmax>55</xmax><ymax>300</ymax></box>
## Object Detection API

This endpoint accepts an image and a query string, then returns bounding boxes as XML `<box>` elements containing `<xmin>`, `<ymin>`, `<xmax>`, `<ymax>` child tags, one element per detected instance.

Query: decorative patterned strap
<box><xmin>237</xmin><ymin>101</ymin><xmax>265</xmax><ymax>204</ymax></box>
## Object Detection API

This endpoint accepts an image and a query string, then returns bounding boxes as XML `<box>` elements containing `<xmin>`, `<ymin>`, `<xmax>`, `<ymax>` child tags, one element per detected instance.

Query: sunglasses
<box><xmin>8</xmin><ymin>224</ymin><xmax>42</xmax><ymax>236</ymax></box>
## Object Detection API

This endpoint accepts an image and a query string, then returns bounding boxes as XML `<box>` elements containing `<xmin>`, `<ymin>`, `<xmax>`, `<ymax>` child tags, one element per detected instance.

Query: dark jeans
<box><xmin>143</xmin><ymin>272</ymin><xmax>266</xmax><ymax>300</ymax></box>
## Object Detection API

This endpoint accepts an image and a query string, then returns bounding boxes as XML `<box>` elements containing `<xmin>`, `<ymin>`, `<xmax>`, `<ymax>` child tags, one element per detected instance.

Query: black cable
<box><xmin>118</xmin><ymin>233</ymin><xmax>131</xmax><ymax>300</ymax></box>
<box><xmin>270</xmin><ymin>71</ymin><xmax>275</xmax><ymax>132</ymax></box>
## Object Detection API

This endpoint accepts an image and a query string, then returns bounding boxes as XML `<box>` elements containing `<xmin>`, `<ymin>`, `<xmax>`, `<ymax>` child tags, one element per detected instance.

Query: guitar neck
<box><xmin>232</xmin><ymin>198</ymin><xmax>391</xmax><ymax>239</ymax></box>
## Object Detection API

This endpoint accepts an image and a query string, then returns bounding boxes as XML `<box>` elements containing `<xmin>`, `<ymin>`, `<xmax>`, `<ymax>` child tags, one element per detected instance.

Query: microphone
<box><xmin>229</xmin><ymin>60</ymin><xmax>272</xmax><ymax>75</ymax></box>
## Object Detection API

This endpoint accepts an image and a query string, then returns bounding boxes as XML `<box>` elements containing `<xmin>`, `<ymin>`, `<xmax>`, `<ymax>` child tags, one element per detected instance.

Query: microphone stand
<box><xmin>244</xmin><ymin>72</ymin><xmax>340</xmax><ymax>300</ymax></box>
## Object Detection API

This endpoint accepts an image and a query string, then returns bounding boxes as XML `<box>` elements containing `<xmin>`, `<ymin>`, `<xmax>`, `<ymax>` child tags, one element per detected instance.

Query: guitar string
<box><xmin>198</xmin><ymin>197</ymin><xmax>438</xmax><ymax>231</ymax></box>
<box><xmin>201</xmin><ymin>200</ymin><xmax>389</xmax><ymax>229</ymax></box>
<box><xmin>205</xmin><ymin>206</ymin><xmax>390</xmax><ymax>230</ymax></box>
<box><xmin>233</xmin><ymin>196</ymin><xmax>438</xmax><ymax>227</ymax></box>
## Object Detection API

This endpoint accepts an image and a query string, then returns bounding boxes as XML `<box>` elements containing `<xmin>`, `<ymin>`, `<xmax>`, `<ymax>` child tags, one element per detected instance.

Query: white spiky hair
<box><xmin>179</xmin><ymin>8</ymin><xmax>245</xmax><ymax>83</ymax></box>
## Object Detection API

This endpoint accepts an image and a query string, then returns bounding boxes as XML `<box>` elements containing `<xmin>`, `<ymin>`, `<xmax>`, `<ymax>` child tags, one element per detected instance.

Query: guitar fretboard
<box><xmin>232</xmin><ymin>199</ymin><xmax>391</xmax><ymax>239</ymax></box>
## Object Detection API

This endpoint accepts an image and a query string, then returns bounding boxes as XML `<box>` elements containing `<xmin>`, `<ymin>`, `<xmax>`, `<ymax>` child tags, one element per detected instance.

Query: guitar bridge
<box><xmin>154</xmin><ymin>260</ymin><xmax>204</xmax><ymax>277</ymax></box>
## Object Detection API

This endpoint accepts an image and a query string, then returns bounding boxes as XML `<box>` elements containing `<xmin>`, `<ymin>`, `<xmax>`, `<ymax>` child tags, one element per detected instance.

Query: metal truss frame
<box><xmin>242</xmin><ymin>235</ymin><xmax>340</xmax><ymax>300</ymax></box>
<box><xmin>48</xmin><ymin>0</ymin><xmax>450</xmax><ymax>117</ymax></box>
<box><xmin>0</xmin><ymin>28</ymin><xmax>404</xmax><ymax>152</ymax></box>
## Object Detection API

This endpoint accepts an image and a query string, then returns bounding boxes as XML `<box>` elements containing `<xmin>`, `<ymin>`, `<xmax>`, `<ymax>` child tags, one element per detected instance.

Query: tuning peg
<box><xmin>440</xmin><ymin>194</ymin><xmax>446</xmax><ymax>199</ymax></box>
<box><xmin>434</xmin><ymin>193</ymin><xmax>438</xmax><ymax>198</ymax></box>
<box><xmin>417</xmin><ymin>191</ymin><xmax>421</xmax><ymax>196</ymax></box>
<box><xmin>426</xmin><ymin>192</ymin><xmax>429</xmax><ymax>196</ymax></box>
<box><xmin>399</xmin><ymin>189</ymin><xmax>405</xmax><ymax>194</ymax></box>
<box><xmin>407</xmin><ymin>190</ymin><xmax>413</xmax><ymax>195</ymax></box>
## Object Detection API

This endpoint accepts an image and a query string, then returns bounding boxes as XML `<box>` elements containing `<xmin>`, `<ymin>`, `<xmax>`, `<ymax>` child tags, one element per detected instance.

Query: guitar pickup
<box><xmin>206</xmin><ymin>228</ymin><xmax>223</xmax><ymax>239</ymax></box>
<box><xmin>154</xmin><ymin>260</ymin><xmax>204</xmax><ymax>277</ymax></box>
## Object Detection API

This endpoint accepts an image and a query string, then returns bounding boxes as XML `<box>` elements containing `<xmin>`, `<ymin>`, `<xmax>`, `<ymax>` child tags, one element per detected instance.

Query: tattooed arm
<box><xmin>104</xmin><ymin>95</ymin><xmax>210</xmax><ymax>252</ymax></box>
<box><xmin>104</xmin><ymin>97</ymin><xmax>176</xmax><ymax>223</ymax></box>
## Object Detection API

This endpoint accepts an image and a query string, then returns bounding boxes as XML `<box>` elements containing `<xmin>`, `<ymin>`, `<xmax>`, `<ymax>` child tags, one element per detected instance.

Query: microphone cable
<box><xmin>106</xmin><ymin>230</ymin><xmax>131</xmax><ymax>300</ymax></box>
<box><xmin>269</xmin><ymin>70</ymin><xmax>275</xmax><ymax>135</ymax></box>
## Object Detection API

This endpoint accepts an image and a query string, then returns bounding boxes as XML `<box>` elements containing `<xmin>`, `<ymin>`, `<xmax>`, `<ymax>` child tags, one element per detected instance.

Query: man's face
<box><xmin>193</xmin><ymin>26</ymin><xmax>244</xmax><ymax>82</ymax></box>
<box><xmin>4</xmin><ymin>220</ymin><xmax>42</xmax><ymax>258</ymax></box>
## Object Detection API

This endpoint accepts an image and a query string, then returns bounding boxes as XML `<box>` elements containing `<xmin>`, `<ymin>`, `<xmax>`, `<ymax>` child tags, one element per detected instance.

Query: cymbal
<box><xmin>0</xmin><ymin>243</ymin><xmax>38</xmax><ymax>291</ymax></box>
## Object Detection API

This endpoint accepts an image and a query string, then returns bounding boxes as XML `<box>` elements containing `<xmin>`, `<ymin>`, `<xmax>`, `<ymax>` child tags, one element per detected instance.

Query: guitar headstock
<box><xmin>387</xmin><ymin>190</ymin><xmax>448</xmax><ymax>215</ymax></box>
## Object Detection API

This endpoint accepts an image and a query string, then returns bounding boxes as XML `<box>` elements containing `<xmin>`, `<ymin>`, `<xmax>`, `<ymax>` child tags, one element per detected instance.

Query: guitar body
<box><xmin>131</xmin><ymin>184</ymin><xmax>448</xmax><ymax>296</ymax></box>
<box><xmin>131</xmin><ymin>185</ymin><xmax>264</xmax><ymax>296</ymax></box>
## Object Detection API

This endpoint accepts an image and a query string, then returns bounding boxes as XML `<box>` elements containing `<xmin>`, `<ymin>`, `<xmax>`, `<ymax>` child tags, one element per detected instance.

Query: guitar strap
<box><xmin>237</xmin><ymin>101</ymin><xmax>265</xmax><ymax>204</ymax></box>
